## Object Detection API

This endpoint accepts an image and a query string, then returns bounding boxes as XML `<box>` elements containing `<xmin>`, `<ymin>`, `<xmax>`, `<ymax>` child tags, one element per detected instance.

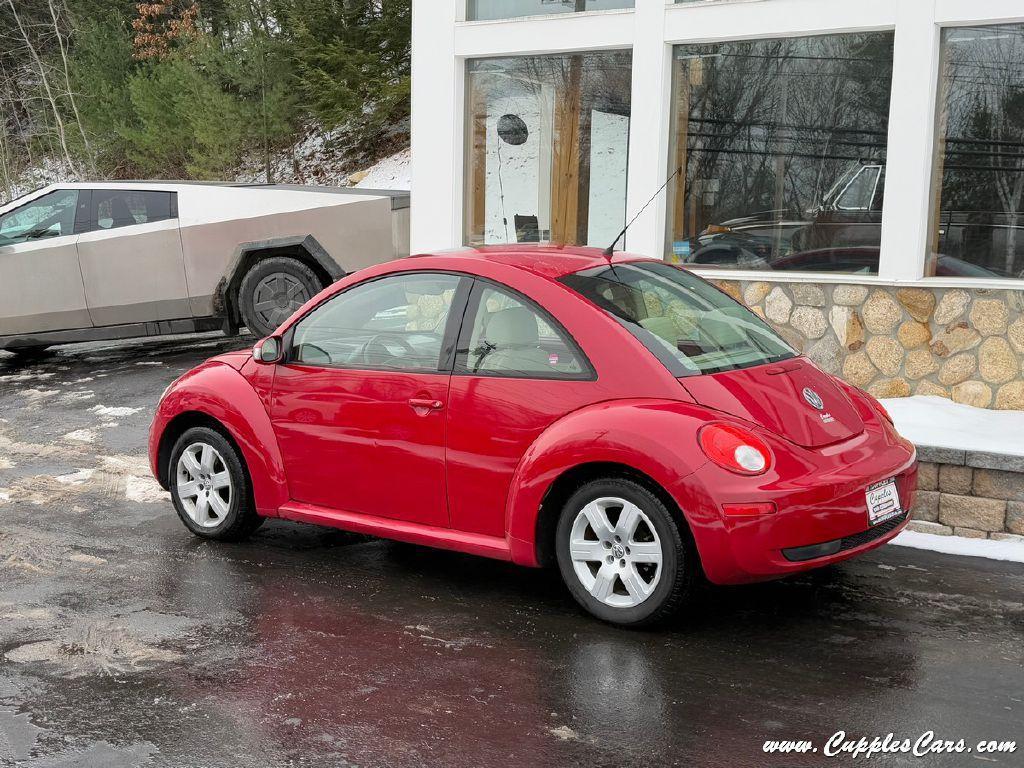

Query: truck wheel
<box><xmin>238</xmin><ymin>257</ymin><xmax>322</xmax><ymax>337</ymax></box>
<box><xmin>6</xmin><ymin>346</ymin><xmax>52</xmax><ymax>363</ymax></box>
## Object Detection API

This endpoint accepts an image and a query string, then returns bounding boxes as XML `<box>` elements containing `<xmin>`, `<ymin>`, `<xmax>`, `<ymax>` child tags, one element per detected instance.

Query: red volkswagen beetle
<box><xmin>149</xmin><ymin>246</ymin><xmax>917</xmax><ymax>626</ymax></box>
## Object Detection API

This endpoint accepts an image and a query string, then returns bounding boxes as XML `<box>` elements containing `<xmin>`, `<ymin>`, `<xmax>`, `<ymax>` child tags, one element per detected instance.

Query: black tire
<box><xmin>555</xmin><ymin>477</ymin><xmax>697</xmax><ymax>627</ymax></box>
<box><xmin>6</xmin><ymin>346</ymin><xmax>52</xmax><ymax>362</ymax></box>
<box><xmin>238</xmin><ymin>256</ymin><xmax>323</xmax><ymax>338</ymax></box>
<box><xmin>168</xmin><ymin>426</ymin><xmax>264</xmax><ymax>542</ymax></box>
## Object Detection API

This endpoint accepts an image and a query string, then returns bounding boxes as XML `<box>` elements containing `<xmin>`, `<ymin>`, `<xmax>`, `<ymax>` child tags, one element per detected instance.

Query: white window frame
<box><xmin>411</xmin><ymin>0</ymin><xmax>1024</xmax><ymax>289</ymax></box>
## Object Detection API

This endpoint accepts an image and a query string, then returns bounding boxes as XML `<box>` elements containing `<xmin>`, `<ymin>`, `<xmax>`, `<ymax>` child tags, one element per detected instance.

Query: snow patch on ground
<box><xmin>232</xmin><ymin>121</ymin><xmax>410</xmax><ymax>189</ymax></box>
<box><xmin>549</xmin><ymin>726</ymin><xmax>581</xmax><ymax>742</ymax></box>
<box><xmin>4</xmin><ymin>621</ymin><xmax>182</xmax><ymax>675</ymax></box>
<box><xmin>0</xmin><ymin>372</ymin><xmax>54</xmax><ymax>383</ymax></box>
<box><xmin>20</xmin><ymin>389</ymin><xmax>59</xmax><ymax>405</ymax></box>
<box><xmin>68</xmin><ymin>552</ymin><xmax>107</xmax><ymax>566</ymax></box>
<box><xmin>100</xmin><ymin>455</ymin><xmax>151</xmax><ymax>475</ymax></box>
<box><xmin>90</xmin><ymin>405</ymin><xmax>142</xmax><ymax>418</ymax></box>
<box><xmin>893</xmin><ymin>530</ymin><xmax>1024</xmax><ymax>564</ymax></box>
<box><xmin>59</xmin><ymin>390</ymin><xmax>95</xmax><ymax>405</ymax></box>
<box><xmin>0</xmin><ymin>157</ymin><xmax>69</xmax><ymax>206</ymax></box>
<box><xmin>881</xmin><ymin>396</ymin><xmax>1024</xmax><ymax>457</ymax></box>
<box><xmin>234</xmin><ymin>123</ymin><xmax>352</xmax><ymax>186</ymax></box>
<box><xmin>62</xmin><ymin>429</ymin><xmax>97</xmax><ymax>444</ymax></box>
<box><xmin>125</xmin><ymin>476</ymin><xmax>169</xmax><ymax>504</ymax></box>
<box><xmin>55</xmin><ymin>469</ymin><xmax>96</xmax><ymax>486</ymax></box>
<box><xmin>354</xmin><ymin>148</ymin><xmax>411</xmax><ymax>191</ymax></box>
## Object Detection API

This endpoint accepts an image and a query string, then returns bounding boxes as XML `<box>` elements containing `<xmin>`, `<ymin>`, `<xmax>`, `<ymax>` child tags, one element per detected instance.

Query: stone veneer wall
<box><xmin>909</xmin><ymin>446</ymin><xmax>1024</xmax><ymax>541</ymax></box>
<box><xmin>707</xmin><ymin>279</ymin><xmax>1024</xmax><ymax>410</ymax></box>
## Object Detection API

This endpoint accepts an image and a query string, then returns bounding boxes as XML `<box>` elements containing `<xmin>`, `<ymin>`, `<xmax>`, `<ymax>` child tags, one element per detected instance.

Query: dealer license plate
<box><xmin>865</xmin><ymin>478</ymin><xmax>902</xmax><ymax>525</ymax></box>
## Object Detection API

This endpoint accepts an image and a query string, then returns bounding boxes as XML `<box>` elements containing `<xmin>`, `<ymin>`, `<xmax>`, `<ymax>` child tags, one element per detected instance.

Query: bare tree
<box><xmin>47</xmin><ymin>0</ymin><xmax>95</xmax><ymax>175</ymax></box>
<box><xmin>5</xmin><ymin>0</ymin><xmax>76</xmax><ymax>175</ymax></box>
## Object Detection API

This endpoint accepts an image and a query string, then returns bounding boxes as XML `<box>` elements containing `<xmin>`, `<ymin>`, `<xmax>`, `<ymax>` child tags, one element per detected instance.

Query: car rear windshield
<box><xmin>559</xmin><ymin>261</ymin><xmax>795</xmax><ymax>376</ymax></box>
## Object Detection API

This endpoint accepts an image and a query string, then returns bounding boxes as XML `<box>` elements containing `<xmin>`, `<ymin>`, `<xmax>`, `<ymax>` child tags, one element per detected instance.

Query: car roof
<box><xmin>411</xmin><ymin>244</ymin><xmax>660</xmax><ymax>280</ymax></box>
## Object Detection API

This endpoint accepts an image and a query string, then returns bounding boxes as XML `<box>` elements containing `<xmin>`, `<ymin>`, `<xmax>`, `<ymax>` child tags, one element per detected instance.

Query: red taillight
<box><xmin>698</xmin><ymin>423</ymin><xmax>773</xmax><ymax>476</ymax></box>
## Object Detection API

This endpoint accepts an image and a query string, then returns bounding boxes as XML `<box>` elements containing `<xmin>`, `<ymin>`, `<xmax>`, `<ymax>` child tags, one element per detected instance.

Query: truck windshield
<box><xmin>559</xmin><ymin>261</ymin><xmax>796</xmax><ymax>376</ymax></box>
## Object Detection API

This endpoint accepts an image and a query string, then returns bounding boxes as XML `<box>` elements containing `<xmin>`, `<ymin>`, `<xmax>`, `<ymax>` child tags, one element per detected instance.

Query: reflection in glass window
<box><xmin>467</xmin><ymin>0</ymin><xmax>632</xmax><ymax>22</ymax></box>
<box><xmin>291</xmin><ymin>273</ymin><xmax>462</xmax><ymax>371</ymax></box>
<box><xmin>0</xmin><ymin>189</ymin><xmax>79</xmax><ymax>245</ymax></box>
<box><xmin>560</xmin><ymin>261</ymin><xmax>794</xmax><ymax>376</ymax></box>
<box><xmin>464</xmin><ymin>51</ymin><xmax>632</xmax><ymax>248</ymax></box>
<box><xmin>665</xmin><ymin>33</ymin><xmax>895</xmax><ymax>274</ymax></box>
<box><xmin>929</xmin><ymin>25</ymin><xmax>1024</xmax><ymax>279</ymax></box>
<box><xmin>456</xmin><ymin>284</ymin><xmax>586</xmax><ymax>378</ymax></box>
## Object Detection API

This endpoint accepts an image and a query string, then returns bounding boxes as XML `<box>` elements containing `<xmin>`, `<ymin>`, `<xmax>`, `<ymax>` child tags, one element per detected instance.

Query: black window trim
<box><xmin>280</xmin><ymin>269</ymin><xmax>474</xmax><ymax>375</ymax></box>
<box><xmin>74</xmin><ymin>190</ymin><xmax>92</xmax><ymax>235</ymax></box>
<box><xmin>452</xmin><ymin>276</ymin><xmax>597</xmax><ymax>382</ymax></box>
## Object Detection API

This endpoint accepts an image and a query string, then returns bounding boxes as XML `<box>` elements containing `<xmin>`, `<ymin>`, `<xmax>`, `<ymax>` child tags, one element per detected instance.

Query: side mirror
<box><xmin>253</xmin><ymin>336</ymin><xmax>283</xmax><ymax>364</ymax></box>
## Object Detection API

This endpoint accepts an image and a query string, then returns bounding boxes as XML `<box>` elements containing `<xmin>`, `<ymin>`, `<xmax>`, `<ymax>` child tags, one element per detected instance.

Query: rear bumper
<box><xmin>676</xmin><ymin>426</ymin><xmax>917</xmax><ymax>585</ymax></box>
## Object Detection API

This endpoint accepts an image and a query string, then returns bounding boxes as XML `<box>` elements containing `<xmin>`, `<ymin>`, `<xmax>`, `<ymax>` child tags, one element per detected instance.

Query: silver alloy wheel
<box><xmin>176</xmin><ymin>442</ymin><xmax>232</xmax><ymax>529</ymax></box>
<box><xmin>568</xmin><ymin>497</ymin><xmax>663</xmax><ymax>608</ymax></box>
<box><xmin>252</xmin><ymin>273</ymin><xmax>310</xmax><ymax>330</ymax></box>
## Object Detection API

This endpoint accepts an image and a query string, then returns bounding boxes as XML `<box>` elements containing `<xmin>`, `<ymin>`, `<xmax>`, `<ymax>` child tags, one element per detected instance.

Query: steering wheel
<box><xmin>361</xmin><ymin>333</ymin><xmax>417</xmax><ymax>367</ymax></box>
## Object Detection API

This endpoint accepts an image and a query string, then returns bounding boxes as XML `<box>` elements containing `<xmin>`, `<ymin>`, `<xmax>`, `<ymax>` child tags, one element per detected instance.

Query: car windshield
<box><xmin>559</xmin><ymin>261</ymin><xmax>795</xmax><ymax>376</ymax></box>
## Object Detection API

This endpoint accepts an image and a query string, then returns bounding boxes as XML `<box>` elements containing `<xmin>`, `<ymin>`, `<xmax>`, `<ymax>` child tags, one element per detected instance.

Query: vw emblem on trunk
<box><xmin>803</xmin><ymin>387</ymin><xmax>824</xmax><ymax>410</ymax></box>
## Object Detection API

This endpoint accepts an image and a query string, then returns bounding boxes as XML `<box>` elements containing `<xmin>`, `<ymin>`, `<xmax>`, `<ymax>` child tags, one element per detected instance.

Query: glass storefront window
<box><xmin>929</xmin><ymin>25</ymin><xmax>1024</xmax><ymax>280</ymax></box>
<box><xmin>464</xmin><ymin>52</ymin><xmax>632</xmax><ymax>247</ymax></box>
<box><xmin>665</xmin><ymin>33</ymin><xmax>895</xmax><ymax>274</ymax></box>
<box><xmin>467</xmin><ymin>1</ymin><xmax>633</xmax><ymax>22</ymax></box>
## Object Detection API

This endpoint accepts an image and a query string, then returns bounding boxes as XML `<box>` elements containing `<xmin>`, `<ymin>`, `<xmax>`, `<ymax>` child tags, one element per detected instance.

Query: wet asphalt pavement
<box><xmin>0</xmin><ymin>334</ymin><xmax>1021</xmax><ymax>768</ymax></box>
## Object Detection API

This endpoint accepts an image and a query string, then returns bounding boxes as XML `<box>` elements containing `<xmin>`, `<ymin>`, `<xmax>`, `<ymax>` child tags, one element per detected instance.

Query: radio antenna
<box><xmin>602</xmin><ymin>166</ymin><xmax>682</xmax><ymax>258</ymax></box>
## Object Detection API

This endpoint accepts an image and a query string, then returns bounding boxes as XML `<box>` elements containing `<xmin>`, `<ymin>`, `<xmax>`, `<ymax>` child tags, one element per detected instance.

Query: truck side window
<box><xmin>91</xmin><ymin>190</ymin><xmax>176</xmax><ymax>231</ymax></box>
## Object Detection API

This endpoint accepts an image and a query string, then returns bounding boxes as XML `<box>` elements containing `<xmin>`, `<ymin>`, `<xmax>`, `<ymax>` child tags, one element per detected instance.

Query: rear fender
<box><xmin>152</xmin><ymin>361</ymin><xmax>288</xmax><ymax>516</ymax></box>
<box><xmin>505</xmin><ymin>399</ymin><xmax>713</xmax><ymax>566</ymax></box>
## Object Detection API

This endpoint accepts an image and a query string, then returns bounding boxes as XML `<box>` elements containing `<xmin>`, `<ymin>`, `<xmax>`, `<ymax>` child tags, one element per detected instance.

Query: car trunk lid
<box><xmin>680</xmin><ymin>357</ymin><xmax>864</xmax><ymax>448</ymax></box>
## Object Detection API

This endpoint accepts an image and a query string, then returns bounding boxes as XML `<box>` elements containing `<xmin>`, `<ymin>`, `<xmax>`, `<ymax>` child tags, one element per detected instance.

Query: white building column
<box><xmin>877</xmin><ymin>0</ymin><xmax>941</xmax><ymax>282</ymax></box>
<box><xmin>410</xmin><ymin>1</ymin><xmax>460</xmax><ymax>253</ymax></box>
<box><xmin>621</xmin><ymin>0</ymin><xmax>670</xmax><ymax>257</ymax></box>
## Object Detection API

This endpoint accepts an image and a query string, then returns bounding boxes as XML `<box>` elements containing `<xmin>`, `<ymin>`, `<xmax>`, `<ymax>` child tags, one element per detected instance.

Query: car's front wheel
<box><xmin>169</xmin><ymin>426</ymin><xmax>264</xmax><ymax>541</ymax></box>
<box><xmin>555</xmin><ymin>477</ymin><xmax>697</xmax><ymax>627</ymax></box>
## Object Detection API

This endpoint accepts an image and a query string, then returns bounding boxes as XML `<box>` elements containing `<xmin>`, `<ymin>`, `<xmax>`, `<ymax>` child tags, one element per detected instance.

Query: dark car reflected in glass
<box><xmin>666</xmin><ymin>33</ymin><xmax>894</xmax><ymax>276</ymax></box>
<box><xmin>665</xmin><ymin>25</ymin><xmax>1024</xmax><ymax>280</ymax></box>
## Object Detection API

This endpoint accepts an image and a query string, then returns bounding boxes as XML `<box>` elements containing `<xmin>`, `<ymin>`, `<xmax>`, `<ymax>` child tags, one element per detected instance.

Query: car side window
<box><xmin>290</xmin><ymin>272</ymin><xmax>463</xmax><ymax>372</ymax></box>
<box><xmin>835</xmin><ymin>166</ymin><xmax>880</xmax><ymax>212</ymax></box>
<box><xmin>455</xmin><ymin>283</ymin><xmax>589</xmax><ymax>380</ymax></box>
<box><xmin>91</xmin><ymin>190</ymin><xmax>176</xmax><ymax>231</ymax></box>
<box><xmin>0</xmin><ymin>189</ymin><xmax>79</xmax><ymax>246</ymax></box>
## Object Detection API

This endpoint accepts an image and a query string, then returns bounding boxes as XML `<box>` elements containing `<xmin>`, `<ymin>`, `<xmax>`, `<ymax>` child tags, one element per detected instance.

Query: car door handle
<box><xmin>408</xmin><ymin>398</ymin><xmax>444</xmax><ymax>411</ymax></box>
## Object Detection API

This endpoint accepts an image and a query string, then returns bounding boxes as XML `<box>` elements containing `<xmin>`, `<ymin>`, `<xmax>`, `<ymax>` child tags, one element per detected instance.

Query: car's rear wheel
<box><xmin>555</xmin><ymin>477</ymin><xmax>697</xmax><ymax>627</ymax></box>
<box><xmin>169</xmin><ymin>426</ymin><xmax>264</xmax><ymax>541</ymax></box>
<box><xmin>238</xmin><ymin>257</ymin><xmax>323</xmax><ymax>337</ymax></box>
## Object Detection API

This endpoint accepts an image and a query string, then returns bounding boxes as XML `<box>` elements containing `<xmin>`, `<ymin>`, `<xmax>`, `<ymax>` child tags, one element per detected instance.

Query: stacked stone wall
<box><xmin>709</xmin><ymin>280</ymin><xmax>1024</xmax><ymax>409</ymax></box>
